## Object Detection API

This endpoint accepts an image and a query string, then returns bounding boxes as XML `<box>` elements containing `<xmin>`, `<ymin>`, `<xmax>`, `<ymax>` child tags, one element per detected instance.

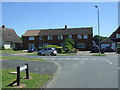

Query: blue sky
<box><xmin>2</xmin><ymin>2</ymin><xmax>118</xmax><ymax>37</ymax></box>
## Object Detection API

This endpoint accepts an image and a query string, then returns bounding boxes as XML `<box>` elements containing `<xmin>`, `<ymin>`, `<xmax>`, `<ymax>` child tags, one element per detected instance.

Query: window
<box><xmin>61</xmin><ymin>43</ymin><xmax>64</xmax><ymax>47</ymax></box>
<box><xmin>43</xmin><ymin>43</ymin><xmax>49</xmax><ymax>46</ymax></box>
<box><xmin>29</xmin><ymin>43</ymin><xmax>34</xmax><ymax>49</ymax></box>
<box><xmin>68</xmin><ymin>35</ymin><xmax>72</xmax><ymax>38</ymax></box>
<box><xmin>48</xmin><ymin>48</ymin><xmax>52</xmax><ymax>50</ymax></box>
<box><xmin>39</xmin><ymin>36</ymin><xmax>43</xmax><ymax>40</ymax></box>
<box><xmin>77</xmin><ymin>35</ymin><xmax>82</xmax><ymax>39</ymax></box>
<box><xmin>29</xmin><ymin>36</ymin><xmax>35</xmax><ymax>40</ymax></box>
<box><xmin>39</xmin><ymin>43</ymin><xmax>43</xmax><ymax>48</ymax></box>
<box><xmin>44</xmin><ymin>48</ymin><xmax>47</xmax><ymax>50</ymax></box>
<box><xmin>58</xmin><ymin>35</ymin><xmax>63</xmax><ymax>40</ymax></box>
<box><xmin>77</xmin><ymin>43</ymin><xmax>85</xmax><ymax>48</ymax></box>
<box><xmin>48</xmin><ymin>36</ymin><xmax>53</xmax><ymax>40</ymax></box>
<box><xmin>116</xmin><ymin>34</ymin><xmax>120</xmax><ymax>38</ymax></box>
<box><xmin>83</xmin><ymin>35</ymin><xmax>88</xmax><ymax>39</ymax></box>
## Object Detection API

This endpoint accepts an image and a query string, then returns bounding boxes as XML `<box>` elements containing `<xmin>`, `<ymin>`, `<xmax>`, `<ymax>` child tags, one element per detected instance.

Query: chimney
<box><xmin>2</xmin><ymin>25</ymin><xmax>5</xmax><ymax>28</ymax></box>
<box><xmin>65</xmin><ymin>25</ymin><xmax>67</xmax><ymax>30</ymax></box>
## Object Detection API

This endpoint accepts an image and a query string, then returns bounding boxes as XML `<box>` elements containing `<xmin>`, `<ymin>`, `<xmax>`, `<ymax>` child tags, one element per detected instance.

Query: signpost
<box><xmin>17</xmin><ymin>63</ymin><xmax>29</xmax><ymax>86</ymax></box>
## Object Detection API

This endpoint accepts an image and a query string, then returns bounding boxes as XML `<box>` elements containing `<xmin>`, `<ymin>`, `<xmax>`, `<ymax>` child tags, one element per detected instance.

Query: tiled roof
<box><xmin>23</xmin><ymin>27</ymin><xmax>93</xmax><ymax>36</ymax></box>
<box><xmin>23</xmin><ymin>30</ymin><xmax>41</xmax><ymax>36</ymax></box>
<box><xmin>100</xmin><ymin>39</ymin><xmax>115</xmax><ymax>44</ymax></box>
<box><xmin>109</xmin><ymin>26</ymin><xmax>120</xmax><ymax>38</ymax></box>
<box><xmin>1</xmin><ymin>27</ymin><xmax>21</xmax><ymax>43</ymax></box>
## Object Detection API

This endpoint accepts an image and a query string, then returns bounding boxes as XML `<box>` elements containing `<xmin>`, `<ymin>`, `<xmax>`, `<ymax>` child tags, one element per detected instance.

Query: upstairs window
<box><xmin>39</xmin><ymin>36</ymin><xmax>43</xmax><ymax>40</ymax></box>
<box><xmin>77</xmin><ymin>35</ymin><xmax>82</xmax><ymax>39</ymax></box>
<box><xmin>116</xmin><ymin>34</ymin><xmax>120</xmax><ymax>38</ymax></box>
<box><xmin>58</xmin><ymin>35</ymin><xmax>63</xmax><ymax>40</ymax></box>
<box><xmin>68</xmin><ymin>35</ymin><xmax>72</xmax><ymax>38</ymax></box>
<box><xmin>29</xmin><ymin>36</ymin><xmax>35</xmax><ymax>40</ymax></box>
<box><xmin>48</xmin><ymin>36</ymin><xmax>53</xmax><ymax>40</ymax></box>
<box><xmin>83</xmin><ymin>35</ymin><xmax>88</xmax><ymax>39</ymax></box>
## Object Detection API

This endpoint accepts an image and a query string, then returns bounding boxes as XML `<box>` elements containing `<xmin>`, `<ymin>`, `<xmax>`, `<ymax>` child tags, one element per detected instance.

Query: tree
<box><xmin>63</xmin><ymin>38</ymin><xmax>75</xmax><ymax>52</ymax></box>
<box><xmin>93</xmin><ymin>35</ymin><xmax>108</xmax><ymax>45</ymax></box>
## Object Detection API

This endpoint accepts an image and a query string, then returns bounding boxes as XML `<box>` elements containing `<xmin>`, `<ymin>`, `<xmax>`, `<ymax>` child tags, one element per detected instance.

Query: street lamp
<box><xmin>95</xmin><ymin>5</ymin><xmax>101</xmax><ymax>55</ymax></box>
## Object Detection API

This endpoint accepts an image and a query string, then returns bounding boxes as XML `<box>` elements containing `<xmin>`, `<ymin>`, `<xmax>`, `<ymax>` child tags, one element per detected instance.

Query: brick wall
<box><xmin>22</xmin><ymin>34</ymin><xmax>93</xmax><ymax>50</ymax></box>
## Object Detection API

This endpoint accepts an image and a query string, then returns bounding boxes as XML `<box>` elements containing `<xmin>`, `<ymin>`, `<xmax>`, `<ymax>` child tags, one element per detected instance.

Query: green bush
<box><xmin>43</xmin><ymin>45</ymin><xmax>63</xmax><ymax>53</ymax></box>
<box><xmin>63</xmin><ymin>38</ymin><xmax>75</xmax><ymax>52</ymax></box>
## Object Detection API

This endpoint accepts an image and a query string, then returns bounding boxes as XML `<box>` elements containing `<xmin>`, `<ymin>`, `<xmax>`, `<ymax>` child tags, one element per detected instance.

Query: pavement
<box><xmin>77</xmin><ymin>51</ymin><xmax>117</xmax><ymax>56</ymax></box>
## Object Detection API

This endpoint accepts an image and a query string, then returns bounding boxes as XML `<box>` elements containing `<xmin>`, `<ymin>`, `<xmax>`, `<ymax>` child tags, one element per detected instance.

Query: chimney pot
<box><xmin>2</xmin><ymin>25</ymin><xmax>5</xmax><ymax>28</ymax></box>
<box><xmin>65</xmin><ymin>25</ymin><xmax>67</xmax><ymax>29</ymax></box>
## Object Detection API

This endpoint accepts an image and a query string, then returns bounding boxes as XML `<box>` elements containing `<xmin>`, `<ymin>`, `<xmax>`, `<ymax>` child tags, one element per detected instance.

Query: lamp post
<box><xmin>95</xmin><ymin>5</ymin><xmax>101</xmax><ymax>55</ymax></box>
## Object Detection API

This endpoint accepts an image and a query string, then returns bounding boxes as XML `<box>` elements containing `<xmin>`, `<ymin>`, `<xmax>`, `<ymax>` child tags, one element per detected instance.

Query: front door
<box><xmin>29</xmin><ymin>44</ymin><xmax>34</xmax><ymax>49</ymax></box>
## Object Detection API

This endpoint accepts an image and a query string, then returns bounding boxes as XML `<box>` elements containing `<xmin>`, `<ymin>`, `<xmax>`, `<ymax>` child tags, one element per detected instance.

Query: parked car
<box><xmin>38</xmin><ymin>48</ymin><xmax>57</xmax><ymax>56</ymax></box>
<box><xmin>91</xmin><ymin>45</ymin><xmax>99</xmax><ymax>53</ymax></box>
<box><xmin>28</xmin><ymin>48</ymin><xmax>37</xmax><ymax>53</ymax></box>
<box><xmin>117</xmin><ymin>48</ymin><xmax>120</xmax><ymax>53</ymax></box>
<box><xmin>105</xmin><ymin>46</ymin><xmax>113</xmax><ymax>52</ymax></box>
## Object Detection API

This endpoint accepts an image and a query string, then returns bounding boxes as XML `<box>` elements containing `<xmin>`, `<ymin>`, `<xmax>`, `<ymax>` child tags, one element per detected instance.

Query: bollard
<box><xmin>17</xmin><ymin>66</ymin><xmax>20</xmax><ymax>86</ymax></box>
<box><xmin>25</xmin><ymin>63</ymin><xmax>29</xmax><ymax>79</ymax></box>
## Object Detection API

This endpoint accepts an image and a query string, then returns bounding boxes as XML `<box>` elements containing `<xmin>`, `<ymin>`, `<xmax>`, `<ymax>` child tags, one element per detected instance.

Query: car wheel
<box><xmin>54</xmin><ymin>54</ymin><xmax>56</xmax><ymax>56</ymax></box>
<box><xmin>38</xmin><ymin>53</ymin><xmax>42</xmax><ymax>56</ymax></box>
<box><xmin>50</xmin><ymin>53</ymin><xmax>54</xmax><ymax>56</ymax></box>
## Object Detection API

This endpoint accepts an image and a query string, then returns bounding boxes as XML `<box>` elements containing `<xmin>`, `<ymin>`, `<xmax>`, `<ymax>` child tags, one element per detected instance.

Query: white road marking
<box><xmin>65</xmin><ymin>58</ymin><xmax>71</xmax><ymax>60</ymax></box>
<box><xmin>105</xmin><ymin>59</ymin><xmax>112</xmax><ymax>64</ymax></box>
<box><xmin>58</xmin><ymin>58</ymin><xmax>63</xmax><ymax>60</ymax></box>
<box><xmin>73</xmin><ymin>58</ymin><xmax>79</xmax><ymax>60</ymax></box>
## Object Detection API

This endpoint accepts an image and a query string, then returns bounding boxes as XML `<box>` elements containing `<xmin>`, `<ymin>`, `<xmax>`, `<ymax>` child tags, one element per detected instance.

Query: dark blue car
<box><xmin>27</xmin><ymin>48</ymin><xmax>37</xmax><ymax>53</ymax></box>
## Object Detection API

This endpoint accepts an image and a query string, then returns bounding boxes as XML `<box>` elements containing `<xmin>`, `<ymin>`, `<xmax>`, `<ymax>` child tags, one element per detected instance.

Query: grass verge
<box><xmin>1</xmin><ymin>56</ymin><xmax>46</xmax><ymax>62</ymax></box>
<box><xmin>0</xmin><ymin>50</ymin><xmax>22</xmax><ymax>55</ymax></box>
<box><xmin>91</xmin><ymin>54</ymin><xmax>106</xmax><ymax>56</ymax></box>
<box><xmin>57</xmin><ymin>53</ymin><xmax>77</xmax><ymax>56</ymax></box>
<box><xmin>27</xmin><ymin>53</ymin><xmax>77</xmax><ymax>56</ymax></box>
<box><xmin>2</xmin><ymin>69</ymin><xmax>51</xmax><ymax>88</ymax></box>
<box><xmin>27</xmin><ymin>53</ymin><xmax>38</xmax><ymax>56</ymax></box>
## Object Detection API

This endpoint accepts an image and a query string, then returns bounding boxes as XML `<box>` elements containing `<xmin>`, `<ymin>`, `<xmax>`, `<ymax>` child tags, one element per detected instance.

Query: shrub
<box><xmin>63</xmin><ymin>38</ymin><xmax>75</xmax><ymax>52</ymax></box>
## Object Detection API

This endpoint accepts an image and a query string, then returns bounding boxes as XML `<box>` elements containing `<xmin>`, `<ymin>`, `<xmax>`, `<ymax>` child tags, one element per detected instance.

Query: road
<box><xmin>2</xmin><ymin>59</ymin><xmax>58</xmax><ymax>76</ymax></box>
<box><xmin>2</xmin><ymin>54</ymin><xmax>119</xmax><ymax>88</ymax></box>
<box><xmin>31</xmin><ymin>54</ymin><xmax>118</xmax><ymax>88</ymax></box>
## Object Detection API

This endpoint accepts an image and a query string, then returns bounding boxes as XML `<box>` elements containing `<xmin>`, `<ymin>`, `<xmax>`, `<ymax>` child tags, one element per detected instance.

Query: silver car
<box><xmin>38</xmin><ymin>48</ymin><xmax>57</xmax><ymax>56</ymax></box>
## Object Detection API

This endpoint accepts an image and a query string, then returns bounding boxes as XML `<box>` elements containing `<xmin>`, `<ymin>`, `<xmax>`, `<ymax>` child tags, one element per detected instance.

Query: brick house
<box><xmin>109</xmin><ymin>26</ymin><xmax>120</xmax><ymax>41</ymax></box>
<box><xmin>109</xmin><ymin>26</ymin><xmax>120</xmax><ymax>52</ymax></box>
<box><xmin>100</xmin><ymin>26</ymin><xmax>120</xmax><ymax>51</ymax></box>
<box><xmin>22</xmin><ymin>26</ymin><xmax>93</xmax><ymax>51</ymax></box>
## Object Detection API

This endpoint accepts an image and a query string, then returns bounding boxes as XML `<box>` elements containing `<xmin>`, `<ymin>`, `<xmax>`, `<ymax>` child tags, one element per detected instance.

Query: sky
<box><xmin>118</xmin><ymin>1</ymin><xmax>120</xmax><ymax>26</ymax></box>
<box><xmin>2</xmin><ymin>2</ymin><xmax>118</xmax><ymax>37</ymax></box>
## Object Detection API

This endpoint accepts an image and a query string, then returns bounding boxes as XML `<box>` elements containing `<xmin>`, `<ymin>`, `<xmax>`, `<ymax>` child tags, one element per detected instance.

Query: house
<box><xmin>100</xmin><ymin>39</ymin><xmax>116</xmax><ymax>51</ymax></box>
<box><xmin>22</xmin><ymin>25</ymin><xmax>93</xmax><ymax>51</ymax></box>
<box><xmin>100</xmin><ymin>26</ymin><xmax>120</xmax><ymax>51</ymax></box>
<box><xmin>0</xmin><ymin>25</ymin><xmax>22</xmax><ymax>50</ymax></box>
<box><xmin>110</xmin><ymin>26</ymin><xmax>120</xmax><ymax>52</ymax></box>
